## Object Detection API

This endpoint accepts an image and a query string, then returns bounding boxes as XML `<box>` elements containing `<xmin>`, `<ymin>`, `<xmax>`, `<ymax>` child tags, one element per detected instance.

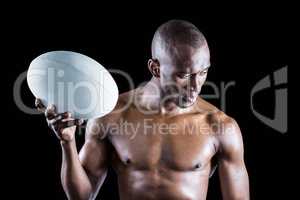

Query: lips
<box><xmin>182</xmin><ymin>94</ymin><xmax>196</xmax><ymax>102</ymax></box>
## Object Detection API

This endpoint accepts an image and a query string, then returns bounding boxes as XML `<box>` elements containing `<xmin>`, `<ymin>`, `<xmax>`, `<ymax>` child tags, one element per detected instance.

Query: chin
<box><xmin>178</xmin><ymin>98</ymin><xmax>196</xmax><ymax>108</ymax></box>
<box><xmin>181</xmin><ymin>102</ymin><xmax>195</xmax><ymax>108</ymax></box>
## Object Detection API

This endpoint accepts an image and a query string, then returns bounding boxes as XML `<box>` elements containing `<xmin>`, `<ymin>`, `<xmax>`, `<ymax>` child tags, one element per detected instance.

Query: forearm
<box><xmin>61</xmin><ymin>140</ymin><xmax>93</xmax><ymax>200</ymax></box>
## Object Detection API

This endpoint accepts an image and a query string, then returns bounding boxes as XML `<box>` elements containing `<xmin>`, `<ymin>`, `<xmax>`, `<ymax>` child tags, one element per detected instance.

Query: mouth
<box><xmin>182</xmin><ymin>94</ymin><xmax>197</xmax><ymax>103</ymax></box>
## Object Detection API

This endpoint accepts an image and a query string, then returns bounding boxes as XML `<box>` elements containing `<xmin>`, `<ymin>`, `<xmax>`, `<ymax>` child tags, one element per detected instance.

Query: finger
<box><xmin>47</xmin><ymin>112</ymin><xmax>71</xmax><ymax>126</ymax></box>
<box><xmin>35</xmin><ymin>98</ymin><xmax>46</xmax><ymax>112</ymax></box>
<box><xmin>45</xmin><ymin>104</ymin><xmax>57</xmax><ymax>120</ymax></box>
<box><xmin>59</xmin><ymin>119</ymin><xmax>85</xmax><ymax>128</ymax></box>
<box><xmin>55</xmin><ymin>112</ymin><xmax>72</xmax><ymax>120</ymax></box>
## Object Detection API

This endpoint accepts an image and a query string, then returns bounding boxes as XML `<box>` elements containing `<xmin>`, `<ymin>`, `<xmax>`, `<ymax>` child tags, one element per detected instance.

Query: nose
<box><xmin>189</xmin><ymin>75</ymin><xmax>199</xmax><ymax>92</ymax></box>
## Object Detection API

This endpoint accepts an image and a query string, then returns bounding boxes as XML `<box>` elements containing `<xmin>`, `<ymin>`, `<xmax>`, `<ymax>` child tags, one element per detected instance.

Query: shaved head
<box><xmin>151</xmin><ymin>19</ymin><xmax>208</xmax><ymax>64</ymax></box>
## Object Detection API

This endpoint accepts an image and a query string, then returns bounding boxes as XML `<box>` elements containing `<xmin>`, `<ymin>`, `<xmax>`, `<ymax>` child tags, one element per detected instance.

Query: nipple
<box><xmin>195</xmin><ymin>163</ymin><xmax>202</xmax><ymax>169</ymax></box>
<box><xmin>125</xmin><ymin>158</ymin><xmax>132</xmax><ymax>165</ymax></box>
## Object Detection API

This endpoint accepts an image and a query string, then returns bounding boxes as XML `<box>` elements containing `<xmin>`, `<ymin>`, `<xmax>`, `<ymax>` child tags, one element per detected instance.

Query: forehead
<box><xmin>163</xmin><ymin>44</ymin><xmax>210</xmax><ymax>73</ymax></box>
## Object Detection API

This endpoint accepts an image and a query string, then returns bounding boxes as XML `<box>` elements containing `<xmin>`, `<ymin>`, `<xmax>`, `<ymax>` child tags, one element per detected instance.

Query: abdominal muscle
<box><xmin>116</xmin><ymin>167</ymin><xmax>210</xmax><ymax>200</ymax></box>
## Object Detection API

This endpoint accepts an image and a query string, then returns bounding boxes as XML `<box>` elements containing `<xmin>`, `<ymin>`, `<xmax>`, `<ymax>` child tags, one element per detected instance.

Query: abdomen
<box><xmin>116</xmin><ymin>168</ymin><xmax>210</xmax><ymax>200</ymax></box>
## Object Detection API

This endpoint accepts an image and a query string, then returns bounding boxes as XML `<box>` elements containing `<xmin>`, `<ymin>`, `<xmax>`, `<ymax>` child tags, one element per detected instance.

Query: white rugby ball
<box><xmin>27</xmin><ymin>51</ymin><xmax>119</xmax><ymax>119</ymax></box>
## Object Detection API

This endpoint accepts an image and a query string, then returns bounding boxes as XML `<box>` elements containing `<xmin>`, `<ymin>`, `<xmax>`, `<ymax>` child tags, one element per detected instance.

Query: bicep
<box><xmin>79</xmin><ymin>119</ymin><xmax>110</xmax><ymax>193</ymax></box>
<box><xmin>218</xmin><ymin>118</ymin><xmax>249</xmax><ymax>200</ymax></box>
<box><xmin>218</xmin><ymin>157</ymin><xmax>249</xmax><ymax>200</ymax></box>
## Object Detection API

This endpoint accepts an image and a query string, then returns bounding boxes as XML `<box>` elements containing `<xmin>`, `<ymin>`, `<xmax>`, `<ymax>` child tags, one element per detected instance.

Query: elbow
<box><xmin>61</xmin><ymin>179</ymin><xmax>94</xmax><ymax>200</ymax></box>
<box><xmin>64</xmin><ymin>188</ymin><xmax>94</xmax><ymax>200</ymax></box>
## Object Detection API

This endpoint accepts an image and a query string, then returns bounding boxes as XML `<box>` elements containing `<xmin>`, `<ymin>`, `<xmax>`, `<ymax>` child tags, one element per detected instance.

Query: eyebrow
<box><xmin>201</xmin><ymin>65</ymin><xmax>210</xmax><ymax>72</ymax></box>
<box><xmin>178</xmin><ymin>65</ymin><xmax>211</xmax><ymax>75</ymax></box>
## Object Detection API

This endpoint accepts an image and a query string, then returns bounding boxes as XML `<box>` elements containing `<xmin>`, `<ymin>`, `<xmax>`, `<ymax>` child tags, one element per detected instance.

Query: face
<box><xmin>158</xmin><ymin>45</ymin><xmax>210</xmax><ymax>108</ymax></box>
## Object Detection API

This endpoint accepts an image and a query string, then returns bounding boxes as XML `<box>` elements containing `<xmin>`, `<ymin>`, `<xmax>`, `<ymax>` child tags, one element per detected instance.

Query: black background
<box><xmin>5</xmin><ymin>4</ymin><xmax>292</xmax><ymax>200</ymax></box>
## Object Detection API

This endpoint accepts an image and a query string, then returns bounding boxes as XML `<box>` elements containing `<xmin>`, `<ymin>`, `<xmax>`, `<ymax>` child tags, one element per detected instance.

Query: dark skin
<box><xmin>36</xmin><ymin>35</ymin><xmax>249</xmax><ymax>200</ymax></box>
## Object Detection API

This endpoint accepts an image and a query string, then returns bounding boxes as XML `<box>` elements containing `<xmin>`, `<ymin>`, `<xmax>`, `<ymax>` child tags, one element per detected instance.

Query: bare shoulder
<box><xmin>195</xmin><ymin>97</ymin><xmax>244</xmax><ymax>157</ymax></box>
<box><xmin>85</xmin><ymin>89</ymin><xmax>136</xmax><ymax>139</ymax></box>
<box><xmin>118</xmin><ymin>89</ymin><xmax>137</xmax><ymax>103</ymax></box>
<box><xmin>194</xmin><ymin>97</ymin><xmax>220</xmax><ymax>114</ymax></box>
<box><xmin>195</xmin><ymin>97</ymin><xmax>238</xmax><ymax>128</ymax></box>
<box><xmin>213</xmin><ymin>112</ymin><xmax>244</xmax><ymax>160</ymax></box>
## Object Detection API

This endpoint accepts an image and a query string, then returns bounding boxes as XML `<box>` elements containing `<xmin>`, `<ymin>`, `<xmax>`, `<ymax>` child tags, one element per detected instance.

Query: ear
<box><xmin>148</xmin><ymin>59</ymin><xmax>160</xmax><ymax>78</ymax></box>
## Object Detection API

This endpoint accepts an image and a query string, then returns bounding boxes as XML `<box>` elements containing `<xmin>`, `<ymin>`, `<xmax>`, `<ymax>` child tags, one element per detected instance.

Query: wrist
<box><xmin>60</xmin><ymin>139</ymin><xmax>76</xmax><ymax>148</ymax></box>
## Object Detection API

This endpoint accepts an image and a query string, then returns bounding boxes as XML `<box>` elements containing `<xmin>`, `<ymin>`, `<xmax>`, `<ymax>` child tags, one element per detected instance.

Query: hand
<box><xmin>35</xmin><ymin>98</ymin><xmax>84</xmax><ymax>142</ymax></box>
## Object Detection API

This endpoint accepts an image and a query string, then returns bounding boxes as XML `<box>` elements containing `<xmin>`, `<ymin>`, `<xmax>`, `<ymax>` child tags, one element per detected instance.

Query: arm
<box><xmin>61</xmin><ymin>118</ymin><xmax>110</xmax><ymax>200</ymax></box>
<box><xmin>35</xmin><ymin>99</ymin><xmax>110</xmax><ymax>200</ymax></box>
<box><xmin>217</xmin><ymin>117</ymin><xmax>250</xmax><ymax>200</ymax></box>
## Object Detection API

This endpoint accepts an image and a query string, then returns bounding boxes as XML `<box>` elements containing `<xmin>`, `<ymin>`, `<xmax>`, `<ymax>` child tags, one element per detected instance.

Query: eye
<box><xmin>199</xmin><ymin>70</ymin><xmax>208</xmax><ymax>76</ymax></box>
<box><xmin>183</xmin><ymin>74</ymin><xmax>191</xmax><ymax>78</ymax></box>
<box><xmin>178</xmin><ymin>73</ymin><xmax>191</xmax><ymax>79</ymax></box>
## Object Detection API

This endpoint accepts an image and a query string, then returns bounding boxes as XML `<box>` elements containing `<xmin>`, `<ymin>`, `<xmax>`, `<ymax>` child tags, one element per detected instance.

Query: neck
<box><xmin>138</xmin><ymin>77</ymin><xmax>187</xmax><ymax>115</ymax></box>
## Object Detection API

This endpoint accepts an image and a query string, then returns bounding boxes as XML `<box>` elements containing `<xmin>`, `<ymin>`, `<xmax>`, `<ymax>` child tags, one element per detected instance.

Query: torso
<box><xmin>102</xmin><ymin>90</ymin><xmax>222</xmax><ymax>200</ymax></box>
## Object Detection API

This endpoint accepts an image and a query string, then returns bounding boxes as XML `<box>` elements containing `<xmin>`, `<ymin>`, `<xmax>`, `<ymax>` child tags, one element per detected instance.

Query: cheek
<box><xmin>160</xmin><ymin>74</ymin><xmax>180</xmax><ymax>93</ymax></box>
<box><xmin>180</xmin><ymin>75</ymin><xmax>207</xmax><ymax>91</ymax></box>
<box><xmin>161</xmin><ymin>72</ymin><xmax>174</xmax><ymax>83</ymax></box>
<box><xmin>200</xmin><ymin>78</ymin><xmax>207</xmax><ymax>86</ymax></box>
<box><xmin>174</xmin><ymin>78</ymin><xmax>188</xmax><ymax>90</ymax></box>
<box><xmin>162</xmin><ymin>74</ymin><xmax>181</xmax><ymax>87</ymax></box>
<box><xmin>197</xmin><ymin>74</ymin><xmax>208</xmax><ymax>84</ymax></box>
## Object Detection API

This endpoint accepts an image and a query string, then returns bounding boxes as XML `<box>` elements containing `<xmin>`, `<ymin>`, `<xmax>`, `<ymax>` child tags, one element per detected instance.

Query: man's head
<box><xmin>148</xmin><ymin>20</ymin><xmax>210</xmax><ymax>108</ymax></box>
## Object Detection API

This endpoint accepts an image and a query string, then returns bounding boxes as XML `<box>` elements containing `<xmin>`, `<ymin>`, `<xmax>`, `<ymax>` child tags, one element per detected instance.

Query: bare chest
<box><xmin>108</xmin><ymin>114</ymin><xmax>217</xmax><ymax>172</ymax></box>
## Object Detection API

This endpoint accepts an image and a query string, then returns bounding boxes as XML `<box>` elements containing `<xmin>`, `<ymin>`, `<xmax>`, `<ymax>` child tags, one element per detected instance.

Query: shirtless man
<box><xmin>36</xmin><ymin>20</ymin><xmax>249</xmax><ymax>200</ymax></box>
